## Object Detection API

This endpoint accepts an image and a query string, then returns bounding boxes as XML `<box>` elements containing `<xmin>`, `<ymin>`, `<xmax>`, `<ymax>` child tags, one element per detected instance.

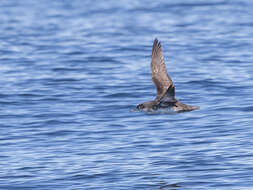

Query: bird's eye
<box><xmin>137</xmin><ymin>104</ymin><xmax>144</xmax><ymax>110</ymax></box>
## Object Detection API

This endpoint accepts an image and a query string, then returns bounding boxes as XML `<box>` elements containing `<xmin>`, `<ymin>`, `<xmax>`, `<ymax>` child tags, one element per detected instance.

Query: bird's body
<box><xmin>136</xmin><ymin>39</ymin><xmax>199</xmax><ymax>113</ymax></box>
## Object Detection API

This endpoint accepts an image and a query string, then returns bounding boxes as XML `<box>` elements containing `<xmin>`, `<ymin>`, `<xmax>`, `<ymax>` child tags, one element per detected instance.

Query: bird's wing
<box><xmin>151</xmin><ymin>38</ymin><xmax>175</xmax><ymax>102</ymax></box>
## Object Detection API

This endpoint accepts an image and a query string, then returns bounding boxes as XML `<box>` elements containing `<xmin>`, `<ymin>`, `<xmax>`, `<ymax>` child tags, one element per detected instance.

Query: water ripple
<box><xmin>1</xmin><ymin>0</ymin><xmax>253</xmax><ymax>189</ymax></box>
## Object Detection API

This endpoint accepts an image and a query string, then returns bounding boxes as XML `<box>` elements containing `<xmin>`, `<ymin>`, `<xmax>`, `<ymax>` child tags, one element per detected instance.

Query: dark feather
<box><xmin>151</xmin><ymin>38</ymin><xmax>175</xmax><ymax>102</ymax></box>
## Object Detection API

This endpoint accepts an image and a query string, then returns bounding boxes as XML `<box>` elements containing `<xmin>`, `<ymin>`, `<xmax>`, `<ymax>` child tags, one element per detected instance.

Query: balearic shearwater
<box><xmin>136</xmin><ymin>38</ymin><xmax>200</xmax><ymax>113</ymax></box>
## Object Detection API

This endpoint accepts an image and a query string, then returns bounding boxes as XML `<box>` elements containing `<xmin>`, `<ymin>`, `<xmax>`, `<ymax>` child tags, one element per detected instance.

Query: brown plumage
<box><xmin>151</xmin><ymin>39</ymin><xmax>175</xmax><ymax>102</ymax></box>
<box><xmin>136</xmin><ymin>38</ymin><xmax>199</xmax><ymax>113</ymax></box>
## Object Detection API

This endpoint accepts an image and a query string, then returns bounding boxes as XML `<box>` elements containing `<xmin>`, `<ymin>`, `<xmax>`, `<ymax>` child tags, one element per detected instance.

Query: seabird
<box><xmin>136</xmin><ymin>38</ymin><xmax>199</xmax><ymax>113</ymax></box>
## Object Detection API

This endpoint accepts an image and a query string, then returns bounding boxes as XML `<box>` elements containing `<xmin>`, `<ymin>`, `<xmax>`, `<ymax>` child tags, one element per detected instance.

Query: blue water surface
<box><xmin>1</xmin><ymin>0</ymin><xmax>253</xmax><ymax>189</ymax></box>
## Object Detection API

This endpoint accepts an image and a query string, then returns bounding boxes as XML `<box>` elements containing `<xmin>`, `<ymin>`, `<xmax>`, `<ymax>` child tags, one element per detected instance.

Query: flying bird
<box><xmin>136</xmin><ymin>38</ymin><xmax>199</xmax><ymax>113</ymax></box>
